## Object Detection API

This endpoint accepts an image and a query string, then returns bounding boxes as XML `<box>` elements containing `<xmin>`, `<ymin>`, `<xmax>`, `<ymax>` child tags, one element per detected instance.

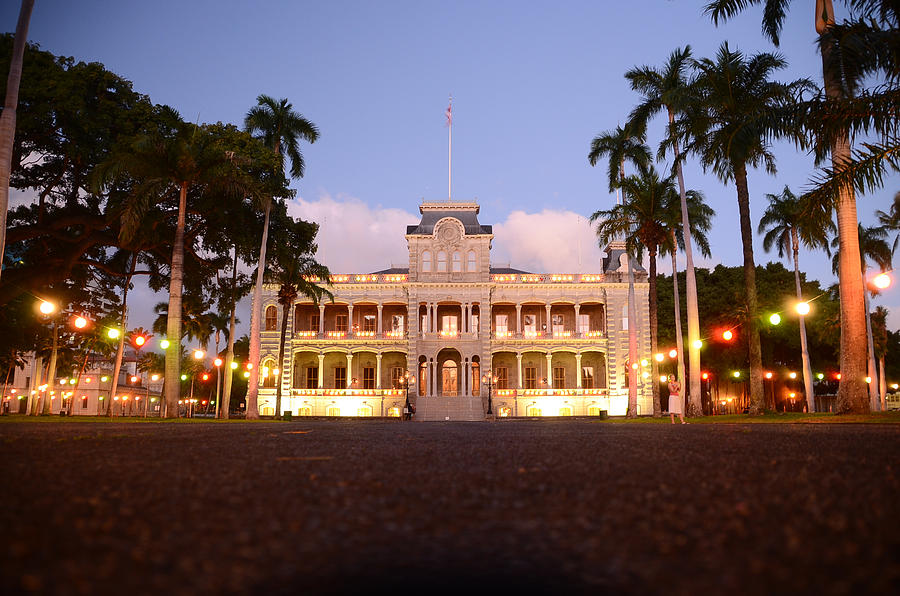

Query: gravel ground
<box><xmin>1</xmin><ymin>420</ymin><xmax>898</xmax><ymax>595</ymax></box>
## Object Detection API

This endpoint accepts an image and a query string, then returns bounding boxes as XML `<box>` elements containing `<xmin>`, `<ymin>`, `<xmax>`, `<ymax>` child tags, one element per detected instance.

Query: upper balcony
<box><xmin>291</xmin><ymin>330</ymin><xmax>408</xmax><ymax>343</ymax></box>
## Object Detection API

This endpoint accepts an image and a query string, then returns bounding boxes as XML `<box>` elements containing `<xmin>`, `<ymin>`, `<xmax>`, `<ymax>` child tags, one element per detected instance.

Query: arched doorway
<box><xmin>436</xmin><ymin>348</ymin><xmax>461</xmax><ymax>397</ymax></box>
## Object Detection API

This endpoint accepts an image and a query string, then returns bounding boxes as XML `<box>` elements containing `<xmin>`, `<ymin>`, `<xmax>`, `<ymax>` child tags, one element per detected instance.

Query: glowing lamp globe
<box><xmin>795</xmin><ymin>302</ymin><xmax>810</xmax><ymax>316</ymax></box>
<box><xmin>134</xmin><ymin>335</ymin><xmax>146</xmax><ymax>347</ymax></box>
<box><xmin>230</xmin><ymin>361</ymin><xmax>238</xmax><ymax>370</ymax></box>
<box><xmin>765</xmin><ymin>372</ymin><xmax>773</xmax><ymax>379</ymax></box>
<box><xmin>659</xmin><ymin>375</ymin><xmax>668</xmax><ymax>383</ymax></box>
<box><xmin>39</xmin><ymin>300</ymin><xmax>56</xmax><ymax>315</ymax></box>
<box><xmin>769</xmin><ymin>313</ymin><xmax>781</xmax><ymax>325</ymax></box>
<box><xmin>692</xmin><ymin>339</ymin><xmax>703</xmax><ymax>350</ymax></box>
<box><xmin>789</xmin><ymin>372</ymin><xmax>797</xmax><ymax>379</ymax></box>
<box><xmin>722</xmin><ymin>330</ymin><xmax>733</xmax><ymax>341</ymax></box>
<box><xmin>130</xmin><ymin>376</ymin><xmax>138</xmax><ymax>383</ymax></box>
<box><xmin>159</xmin><ymin>339</ymin><xmax>170</xmax><ymax>349</ymax></box>
<box><xmin>214</xmin><ymin>358</ymin><xmax>223</xmax><ymax>367</ymax></box>
<box><xmin>151</xmin><ymin>374</ymin><xmax>159</xmax><ymax>382</ymax></box>
<box><xmin>74</xmin><ymin>316</ymin><xmax>88</xmax><ymax>329</ymax></box>
<box><xmin>640</xmin><ymin>359</ymin><xmax>649</xmax><ymax>367</ymax></box>
<box><xmin>107</xmin><ymin>328</ymin><xmax>120</xmax><ymax>339</ymax></box>
<box><xmin>654</xmin><ymin>353</ymin><xmax>664</xmax><ymax>362</ymax></box>
<box><xmin>193</xmin><ymin>349</ymin><xmax>205</xmax><ymax>360</ymax></box>
<box><xmin>865</xmin><ymin>376</ymin><xmax>872</xmax><ymax>384</ymax></box>
<box><xmin>668</xmin><ymin>349</ymin><xmax>677</xmax><ymax>359</ymax></box>
<box><xmin>180</xmin><ymin>374</ymin><xmax>187</xmax><ymax>381</ymax></box>
<box><xmin>733</xmin><ymin>371</ymin><xmax>741</xmax><ymax>378</ymax></box>
<box><xmin>702</xmin><ymin>372</ymin><xmax>709</xmax><ymax>380</ymax></box>
<box><xmin>201</xmin><ymin>374</ymin><xmax>209</xmax><ymax>381</ymax></box>
<box><xmin>873</xmin><ymin>273</ymin><xmax>891</xmax><ymax>290</ymax></box>
<box><xmin>817</xmin><ymin>373</ymin><xmax>824</xmax><ymax>380</ymax></box>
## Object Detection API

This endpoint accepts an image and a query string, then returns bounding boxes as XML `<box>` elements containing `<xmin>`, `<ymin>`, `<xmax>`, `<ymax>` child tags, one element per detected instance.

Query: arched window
<box><xmin>437</xmin><ymin>251</ymin><xmax>447</xmax><ymax>272</ymax></box>
<box><xmin>262</xmin><ymin>359</ymin><xmax>276</xmax><ymax>388</ymax></box>
<box><xmin>422</xmin><ymin>250</ymin><xmax>432</xmax><ymax>272</ymax></box>
<box><xmin>467</xmin><ymin>250</ymin><xmax>477</xmax><ymax>272</ymax></box>
<box><xmin>452</xmin><ymin>251</ymin><xmax>462</xmax><ymax>272</ymax></box>
<box><xmin>265</xmin><ymin>305</ymin><xmax>277</xmax><ymax>331</ymax></box>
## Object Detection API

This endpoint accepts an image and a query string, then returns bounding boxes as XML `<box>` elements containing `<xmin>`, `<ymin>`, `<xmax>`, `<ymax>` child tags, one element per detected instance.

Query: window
<box><xmin>326</xmin><ymin>406</ymin><xmax>340</xmax><ymax>417</ymax></box>
<box><xmin>471</xmin><ymin>361</ymin><xmax>480</xmax><ymax>397</ymax></box>
<box><xmin>419</xmin><ymin>361</ymin><xmax>427</xmax><ymax>395</ymax></box>
<box><xmin>441</xmin><ymin>315</ymin><xmax>458</xmax><ymax>335</ymax></box>
<box><xmin>391</xmin><ymin>367</ymin><xmax>404</xmax><ymax>389</ymax></box>
<box><xmin>306</xmin><ymin>367</ymin><xmax>318</xmax><ymax>389</ymax></box>
<box><xmin>311</xmin><ymin>313</ymin><xmax>320</xmax><ymax>333</ymax></box>
<box><xmin>495</xmin><ymin>314</ymin><xmax>508</xmax><ymax>334</ymax></box>
<box><xmin>471</xmin><ymin>314</ymin><xmax>479</xmax><ymax>334</ymax></box>
<box><xmin>524</xmin><ymin>367</ymin><xmax>537</xmax><ymax>389</ymax></box>
<box><xmin>559</xmin><ymin>406</ymin><xmax>573</xmax><ymax>416</ymax></box>
<box><xmin>388</xmin><ymin>407</ymin><xmax>401</xmax><ymax>417</ymax></box>
<box><xmin>552</xmin><ymin>314</ymin><xmax>564</xmax><ymax>335</ymax></box>
<box><xmin>496</xmin><ymin>367</ymin><xmax>508</xmax><ymax>390</ymax></box>
<box><xmin>391</xmin><ymin>315</ymin><xmax>405</xmax><ymax>334</ymax></box>
<box><xmin>526</xmin><ymin>405</ymin><xmax>542</xmax><ymax>417</ymax></box>
<box><xmin>524</xmin><ymin>314</ymin><xmax>536</xmax><ymax>334</ymax></box>
<box><xmin>298</xmin><ymin>406</ymin><xmax>312</xmax><ymax>416</ymax></box>
<box><xmin>452</xmin><ymin>251</ymin><xmax>462</xmax><ymax>272</ymax></box>
<box><xmin>553</xmin><ymin>366</ymin><xmax>566</xmax><ymax>389</ymax></box>
<box><xmin>262</xmin><ymin>359</ymin><xmax>276</xmax><ymax>388</ymax></box>
<box><xmin>622</xmin><ymin>304</ymin><xmax>629</xmax><ymax>331</ymax></box>
<box><xmin>437</xmin><ymin>251</ymin><xmax>447</xmax><ymax>272</ymax></box>
<box><xmin>334</xmin><ymin>366</ymin><xmax>346</xmax><ymax>389</ymax></box>
<box><xmin>357</xmin><ymin>405</ymin><xmax>373</xmax><ymax>417</ymax></box>
<box><xmin>81</xmin><ymin>396</ymin><xmax>88</xmax><ymax>409</ymax></box>
<box><xmin>265</xmin><ymin>306</ymin><xmax>277</xmax><ymax>331</ymax></box>
<box><xmin>363</xmin><ymin>366</ymin><xmax>375</xmax><ymax>389</ymax></box>
<box><xmin>582</xmin><ymin>366</ymin><xmax>594</xmax><ymax>389</ymax></box>
<box><xmin>498</xmin><ymin>406</ymin><xmax>511</xmax><ymax>417</ymax></box>
<box><xmin>577</xmin><ymin>314</ymin><xmax>590</xmax><ymax>335</ymax></box>
<box><xmin>335</xmin><ymin>314</ymin><xmax>348</xmax><ymax>332</ymax></box>
<box><xmin>363</xmin><ymin>315</ymin><xmax>376</xmax><ymax>332</ymax></box>
<box><xmin>588</xmin><ymin>406</ymin><xmax>603</xmax><ymax>416</ymax></box>
<box><xmin>422</xmin><ymin>250</ymin><xmax>432</xmax><ymax>272</ymax></box>
<box><xmin>467</xmin><ymin>250</ymin><xmax>477</xmax><ymax>272</ymax></box>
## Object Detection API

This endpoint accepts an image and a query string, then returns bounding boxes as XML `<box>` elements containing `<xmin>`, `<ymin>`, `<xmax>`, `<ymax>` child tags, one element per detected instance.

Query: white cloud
<box><xmin>287</xmin><ymin>193</ymin><xmax>418</xmax><ymax>272</ymax></box>
<box><xmin>491</xmin><ymin>209</ymin><xmax>605</xmax><ymax>273</ymax></box>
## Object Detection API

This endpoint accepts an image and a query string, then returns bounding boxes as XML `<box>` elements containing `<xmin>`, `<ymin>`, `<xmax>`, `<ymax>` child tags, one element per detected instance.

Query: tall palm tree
<box><xmin>625</xmin><ymin>46</ymin><xmax>706</xmax><ymax>415</ymax></box>
<box><xmin>244</xmin><ymin>95</ymin><xmax>319</xmax><ymax>419</ymax></box>
<box><xmin>832</xmin><ymin>224</ymin><xmax>892</xmax><ymax>410</ymax></box>
<box><xmin>98</xmin><ymin>116</ymin><xmax>247</xmax><ymax>418</ymax></box>
<box><xmin>876</xmin><ymin>192</ymin><xmax>900</xmax><ymax>254</ymax></box>
<box><xmin>759</xmin><ymin>186</ymin><xmax>835</xmax><ymax>413</ymax></box>
<box><xmin>660</xmin><ymin>187</ymin><xmax>714</xmax><ymax>396</ymax></box>
<box><xmin>588</xmin><ymin>127</ymin><xmax>651</xmax><ymax>418</ymax></box>
<box><xmin>680</xmin><ymin>43</ymin><xmax>811</xmax><ymax>414</ymax></box>
<box><xmin>0</xmin><ymin>0</ymin><xmax>34</xmax><ymax>282</ymax></box>
<box><xmin>703</xmin><ymin>0</ymin><xmax>887</xmax><ymax>414</ymax></box>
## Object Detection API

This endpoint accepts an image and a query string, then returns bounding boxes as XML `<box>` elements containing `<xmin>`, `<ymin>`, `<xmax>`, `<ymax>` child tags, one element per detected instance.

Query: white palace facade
<box><xmin>256</xmin><ymin>200</ymin><xmax>651</xmax><ymax>420</ymax></box>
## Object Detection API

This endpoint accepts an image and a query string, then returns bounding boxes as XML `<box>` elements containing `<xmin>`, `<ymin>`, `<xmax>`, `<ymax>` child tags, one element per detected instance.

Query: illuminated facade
<box><xmin>256</xmin><ymin>200</ymin><xmax>651</xmax><ymax>419</ymax></box>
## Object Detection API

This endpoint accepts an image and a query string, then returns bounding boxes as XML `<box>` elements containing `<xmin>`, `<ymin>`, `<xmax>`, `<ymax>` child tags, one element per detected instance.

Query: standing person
<box><xmin>668</xmin><ymin>379</ymin><xmax>687</xmax><ymax>425</ymax></box>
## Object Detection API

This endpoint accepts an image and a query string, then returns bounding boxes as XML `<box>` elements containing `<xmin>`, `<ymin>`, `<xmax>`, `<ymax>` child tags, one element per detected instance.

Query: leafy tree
<box><xmin>759</xmin><ymin>186</ymin><xmax>835</xmax><ymax>412</ymax></box>
<box><xmin>244</xmin><ymin>94</ymin><xmax>319</xmax><ymax>419</ymax></box>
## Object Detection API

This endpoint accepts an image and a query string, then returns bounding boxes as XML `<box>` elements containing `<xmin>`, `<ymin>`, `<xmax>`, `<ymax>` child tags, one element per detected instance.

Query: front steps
<box><xmin>414</xmin><ymin>396</ymin><xmax>486</xmax><ymax>421</ymax></box>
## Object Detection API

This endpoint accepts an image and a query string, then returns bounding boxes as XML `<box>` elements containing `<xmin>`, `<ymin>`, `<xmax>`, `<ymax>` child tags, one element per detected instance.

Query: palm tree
<box><xmin>604</xmin><ymin>164</ymin><xmax>681</xmax><ymax>417</ymax></box>
<box><xmin>588</xmin><ymin>127</ymin><xmax>651</xmax><ymax>418</ymax></box>
<box><xmin>660</xmin><ymin>187</ymin><xmax>714</xmax><ymax>398</ymax></box>
<box><xmin>679</xmin><ymin>43</ymin><xmax>811</xmax><ymax>414</ymax></box>
<box><xmin>625</xmin><ymin>46</ymin><xmax>706</xmax><ymax>415</ymax></box>
<box><xmin>871</xmin><ymin>305</ymin><xmax>889</xmax><ymax>410</ymax></box>
<box><xmin>244</xmin><ymin>95</ymin><xmax>319</xmax><ymax>420</ymax></box>
<box><xmin>98</xmin><ymin>116</ymin><xmax>248</xmax><ymax>418</ymax></box>
<box><xmin>832</xmin><ymin>224</ymin><xmax>892</xmax><ymax>410</ymax></box>
<box><xmin>0</xmin><ymin>0</ymin><xmax>34</xmax><ymax>283</ymax></box>
<box><xmin>703</xmin><ymin>0</ymin><xmax>887</xmax><ymax>414</ymax></box>
<box><xmin>759</xmin><ymin>186</ymin><xmax>835</xmax><ymax>413</ymax></box>
<box><xmin>876</xmin><ymin>192</ymin><xmax>900</xmax><ymax>254</ymax></box>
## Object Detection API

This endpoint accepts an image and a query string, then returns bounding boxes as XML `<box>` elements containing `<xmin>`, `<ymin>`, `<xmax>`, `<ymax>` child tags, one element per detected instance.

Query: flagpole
<box><xmin>447</xmin><ymin>95</ymin><xmax>452</xmax><ymax>201</ymax></box>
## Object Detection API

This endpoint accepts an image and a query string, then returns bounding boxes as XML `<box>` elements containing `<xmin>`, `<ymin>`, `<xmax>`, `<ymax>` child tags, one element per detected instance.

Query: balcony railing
<box><xmin>293</xmin><ymin>331</ymin><xmax>407</xmax><ymax>341</ymax></box>
<box><xmin>494</xmin><ymin>388</ymin><xmax>609</xmax><ymax>397</ymax></box>
<box><xmin>289</xmin><ymin>388</ymin><xmax>406</xmax><ymax>397</ymax></box>
<box><xmin>491</xmin><ymin>331</ymin><xmax>604</xmax><ymax>340</ymax></box>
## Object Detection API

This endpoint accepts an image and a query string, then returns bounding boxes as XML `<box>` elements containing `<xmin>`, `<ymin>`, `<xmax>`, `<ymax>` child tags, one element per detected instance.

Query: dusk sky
<box><xmin>3</xmin><ymin>0</ymin><xmax>898</xmax><ymax>333</ymax></box>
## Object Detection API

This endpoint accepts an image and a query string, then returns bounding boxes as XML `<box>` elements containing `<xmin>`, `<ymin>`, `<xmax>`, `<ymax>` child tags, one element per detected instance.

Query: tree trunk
<box><xmin>246</xmin><ymin>199</ymin><xmax>272</xmax><ymax>419</ymax></box>
<box><xmin>626</xmin><ymin>251</ymin><xmax>638</xmax><ymax>418</ymax></box>
<box><xmin>41</xmin><ymin>321</ymin><xmax>58</xmax><ymax>415</ymax></box>
<box><xmin>792</xmin><ymin>230</ymin><xmax>816</xmax><ymax>413</ymax></box>
<box><xmin>649</xmin><ymin>248</ymin><xmax>661</xmax><ymax>417</ymax></box>
<box><xmin>26</xmin><ymin>354</ymin><xmax>41</xmax><ymax>415</ymax></box>
<box><xmin>219</xmin><ymin>246</ymin><xmax>238</xmax><ymax>419</ymax></box>
<box><xmin>0</xmin><ymin>0</ymin><xmax>34</xmax><ymax>283</ymax></box>
<box><xmin>734</xmin><ymin>164</ymin><xmax>765</xmax><ymax>414</ymax></box>
<box><xmin>878</xmin><ymin>354</ymin><xmax>886</xmax><ymax>411</ymax></box>
<box><xmin>68</xmin><ymin>348</ymin><xmax>92</xmax><ymax>416</ymax></box>
<box><xmin>275</xmin><ymin>292</ymin><xmax>291</xmax><ymax>419</ymax></box>
<box><xmin>670</xmin><ymin>232</ymin><xmax>687</xmax><ymax>389</ymax></box>
<box><xmin>863</xmin><ymin>281</ymin><xmax>879</xmax><ymax>411</ymax></box>
<box><xmin>669</xmin><ymin>108</ymin><xmax>702</xmax><ymax>416</ymax></box>
<box><xmin>108</xmin><ymin>253</ymin><xmax>137</xmax><ymax>416</ymax></box>
<box><xmin>164</xmin><ymin>182</ymin><xmax>188</xmax><ymax>418</ymax></box>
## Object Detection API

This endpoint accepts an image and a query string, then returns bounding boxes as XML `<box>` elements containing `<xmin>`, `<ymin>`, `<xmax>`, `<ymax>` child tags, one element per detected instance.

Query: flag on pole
<box><xmin>445</xmin><ymin>101</ymin><xmax>452</xmax><ymax>127</ymax></box>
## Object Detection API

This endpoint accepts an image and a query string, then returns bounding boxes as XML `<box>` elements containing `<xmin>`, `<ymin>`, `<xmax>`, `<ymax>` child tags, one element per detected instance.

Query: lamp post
<box><xmin>401</xmin><ymin>370</ymin><xmax>415</xmax><ymax>420</ymax></box>
<box><xmin>481</xmin><ymin>372</ymin><xmax>497</xmax><ymax>416</ymax></box>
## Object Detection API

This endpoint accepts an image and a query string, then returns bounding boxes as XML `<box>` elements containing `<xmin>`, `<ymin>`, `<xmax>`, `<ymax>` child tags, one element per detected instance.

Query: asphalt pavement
<box><xmin>1</xmin><ymin>419</ymin><xmax>898</xmax><ymax>595</ymax></box>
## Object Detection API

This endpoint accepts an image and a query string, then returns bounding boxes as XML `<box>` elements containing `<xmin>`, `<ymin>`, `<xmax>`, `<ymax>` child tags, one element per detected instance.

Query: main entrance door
<box><xmin>442</xmin><ymin>361</ymin><xmax>458</xmax><ymax>396</ymax></box>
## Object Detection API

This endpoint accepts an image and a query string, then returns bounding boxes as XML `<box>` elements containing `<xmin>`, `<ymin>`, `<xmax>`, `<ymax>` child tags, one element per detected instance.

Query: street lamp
<box><xmin>400</xmin><ymin>371</ymin><xmax>415</xmax><ymax>420</ymax></box>
<box><xmin>481</xmin><ymin>372</ymin><xmax>497</xmax><ymax>416</ymax></box>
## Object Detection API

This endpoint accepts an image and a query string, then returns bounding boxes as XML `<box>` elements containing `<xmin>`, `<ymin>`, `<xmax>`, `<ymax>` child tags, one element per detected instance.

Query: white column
<box><xmin>346</xmin><ymin>353</ymin><xmax>353</xmax><ymax>388</ymax></box>
<box><xmin>545</xmin><ymin>304</ymin><xmax>552</xmax><ymax>336</ymax></box>
<box><xmin>377</xmin><ymin>304</ymin><xmax>383</xmax><ymax>336</ymax></box>
<box><xmin>317</xmin><ymin>354</ymin><xmax>324</xmax><ymax>388</ymax></box>
<box><xmin>574</xmin><ymin>304</ymin><xmax>581</xmax><ymax>337</ymax></box>
<box><xmin>546</xmin><ymin>353</ymin><xmax>553</xmax><ymax>388</ymax></box>
<box><xmin>376</xmin><ymin>353</ymin><xmax>382</xmax><ymax>389</ymax></box>
<box><xmin>465</xmin><ymin>360</ymin><xmax>470</xmax><ymax>396</ymax></box>
<box><xmin>318</xmin><ymin>305</ymin><xmax>325</xmax><ymax>336</ymax></box>
<box><xmin>576</xmin><ymin>353</ymin><xmax>583</xmax><ymax>389</ymax></box>
<box><xmin>347</xmin><ymin>304</ymin><xmax>354</xmax><ymax>335</ymax></box>
<box><xmin>517</xmin><ymin>353</ymin><xmax>523</xmax><ymax>389</ymax></box>
<box><xmin>516</xmin><ymin>304</ymin><xmax>522</xmax><ymax>337</ymax></box>
<box><xmin>460</xmin><ymin>303</ymin><xmax>465</xmax><ymax>334</ymax></box>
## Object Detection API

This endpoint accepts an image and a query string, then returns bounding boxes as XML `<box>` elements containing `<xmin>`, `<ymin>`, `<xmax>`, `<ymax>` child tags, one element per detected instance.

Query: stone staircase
<box><xmin>414</xmin><ymin>396</ymin><xmax>485</xmax><ymax>421</ymax></box>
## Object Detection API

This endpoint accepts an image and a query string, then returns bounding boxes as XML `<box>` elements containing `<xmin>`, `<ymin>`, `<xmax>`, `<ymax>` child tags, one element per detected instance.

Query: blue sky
<box><xmin>3</xmin><ymin>0</ymin><xmax>898</xmax><ymax>332</ymax></box>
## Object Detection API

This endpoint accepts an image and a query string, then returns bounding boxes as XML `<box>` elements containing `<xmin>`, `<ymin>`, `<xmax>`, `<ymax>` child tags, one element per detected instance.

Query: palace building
<box><xmin>256</xmin><ymin>200</ymin><xmax>651</xmax><ymax>420</ymax></box>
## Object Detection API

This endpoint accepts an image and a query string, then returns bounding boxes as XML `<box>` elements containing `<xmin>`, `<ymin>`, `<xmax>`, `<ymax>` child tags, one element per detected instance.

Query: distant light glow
<box><xmin>107</xmin><ymin>328</ymin><xmax>120</xmax><ymax>339</ymax></box>
<box><xmin>769</xmin><ymin>313</ymin><xmax>781</xmax><ymax>325</ymax></box>
<box><xmin>654</xmin><ymin>353</ymin><xmax>664</xmax><ymax>362</ymax></box>
<box><xmin>668</xmin><ymin>349</ymin><xmax>677</xmax><ymax>359</ymax></box>
<box><xmin>74</xmin><ymin>316</ymin><xmax>88</xmax><ymax>329</ymax></box>
<box><xmin>193</xmin><ymin>349</ymin><xmax>205</xmax><ymax>360</ymax></box>
<box><xmin>765</xmin><ymin>372</ymin><xmax>773</xmax><ymax>379</ymax></box>
<box><xmin>722</xmin><ymin>330</ymin><xmax>733</xmax><ymax>341</ymax></box>
<box><xmin>789</xmin><ymin>372</ymin><xmax>797</xmax><ymax>379</ymax></box>
<box><xmin>873</xmin><ymin>272</ymin><xmax>891</xmax><ymax>290</ymax></box>
<box><xmin>159</xmin><ymin>339</ymin><xmax>170</xmax><ymax>349</ymax></box>
<box><xmin>659</xmin><ymin>375</ymin><xmax>667</xmax><ymax>383</ymax></box>
<box><xmin>214</xmin><ymin>358</ymin><xmax>223</xmax><ymax>367</ymax></box>
<box><xmin>39</xmin><ymin>300</ymin><xmax>56</xmax><ymax>315</ymax></box>
<box><xmin>692</xmin><ymin>339</ymin><xmax>703</xmax><ymax>350</ymax></box>
<box><xmin>795</xmin><ymin>302</ymin><xmax>810</xmax><ymax>316</ymax></box>
<box><xmin>733</xmin><ymin>371</ymin><xmax>741</xmax><ymax>378</ymax></box>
